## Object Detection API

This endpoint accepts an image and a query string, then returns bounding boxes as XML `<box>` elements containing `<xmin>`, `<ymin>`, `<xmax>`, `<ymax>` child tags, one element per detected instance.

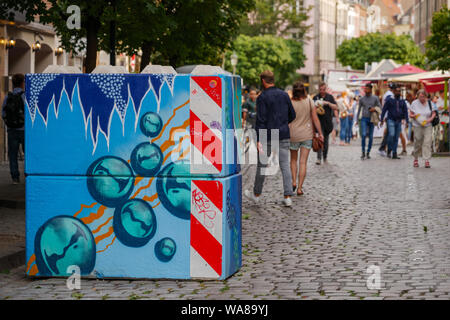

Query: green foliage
<box><xmin>233</xmin><ymin>0</ymin><xmax>310</xmax><ymax>88</ymax></box>
<box><xmin>1</xmin><ymin>0</ymin><xmax>255</xmax><ymax>70</ymax></box>
<box><xmin>111</xmin><ymin>0</ymin><xmax>255</xmax><ymax>67</ymax></box>
<box><xmin>425</xmin><ymin>6</ymin><xmax>450</xmax><ymax>71</ymax></box>
<box><xmin>224</xmin><ymin>34</ymin><xmax>305</xmax><ymax>88</ymax></box>
<box><xmin>239</xmin><ymin>0</ymin><xmax>310</xmax><ymax>40</ymax></box>
<box><xmin>336</xmin><ymin>33</ymin><xmax>425</xmax><ymax>70</ymax></box>
<box><xmin>1</xmin><ymin>0</ymin><xmax>114</xmax><ymax>54</ymax></box>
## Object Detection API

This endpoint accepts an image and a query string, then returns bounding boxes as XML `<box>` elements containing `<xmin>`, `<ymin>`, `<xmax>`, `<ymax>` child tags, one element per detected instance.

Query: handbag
<box><xmin>312</xmin><ymin>134</ymin><xmax>323</xmax><ymax>152</ymax></box>
<box><xmin>310</xmin><ymin>98</ymin><xmax>324</xmax><ymax>152</ymax></box>
<box><xmin>428</xmin><ymin>100</ymin><xmax>440</xmax><ymax>127</ymax></box>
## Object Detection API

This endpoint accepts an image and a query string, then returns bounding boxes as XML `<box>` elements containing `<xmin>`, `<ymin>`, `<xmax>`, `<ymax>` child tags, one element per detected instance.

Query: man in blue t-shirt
<box><xmin>380</xmin><ymin>85</ymin><xmax>409</xmax><ymax>159</ymax></box>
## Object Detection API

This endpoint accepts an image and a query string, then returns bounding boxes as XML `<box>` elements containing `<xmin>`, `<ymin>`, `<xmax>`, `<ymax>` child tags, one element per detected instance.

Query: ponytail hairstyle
<box><xmin>292</xmin><ymin>81</ymin><xmax>307</xmax><ymax>100</ymax></box>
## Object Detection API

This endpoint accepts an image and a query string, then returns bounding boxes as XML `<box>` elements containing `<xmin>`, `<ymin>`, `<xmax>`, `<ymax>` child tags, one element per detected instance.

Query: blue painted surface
<box><xmin>25</xmin><ymin>74</ymin><xmax>243</xmax><ymax>177</ymax></box>
<box><xmin>25</xmin><ymin>73</ymin><xmax>242</xmax><ymax>279</ymax></box>
<box><xmin>26</xmin><ymin>174</ymin><xmax>241</xmax><ymax>279</ymax></box>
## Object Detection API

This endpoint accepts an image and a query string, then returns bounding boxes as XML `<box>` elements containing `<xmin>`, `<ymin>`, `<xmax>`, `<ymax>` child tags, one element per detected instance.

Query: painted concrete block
<box><xmin>25</xmin><ymin>173</ymin><xmax>242</xmax><ymax>279</ymax></box>
<box><xmin>25</xmin><ymin>73</ymin><xmax>243</xmax><ymax>177</ymax></box>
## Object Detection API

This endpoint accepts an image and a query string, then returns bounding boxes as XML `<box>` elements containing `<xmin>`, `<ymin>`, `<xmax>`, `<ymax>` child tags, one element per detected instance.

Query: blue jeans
<box><xmin>254</xmin><ymin>139</ymin><xmax>294</xmax><ymax>197</ymax></box>
<box><xmin>387</xmin><ymin>119</ymin><xmax>402</xmax><ymax>154</ymax></box>
<box><xmin>339</xmin><ymin>117</ymin><xmax>348</xmax><ymax>142</ymax></box>
<box><xmin>360</xmin><ymin>117</ymin><xmax>374</xmax><ymax>153</ymax></box>
<box><xmin>346</xmin><ymin>117</ymin><xmax>353</xmax><ymax>143</ymax></box>
<box><xmin>407</xmin><ymin>121</ymin><xmax>412</xmax><ymax>141</ymax></box>
<box><xmin>7</xmin><ymin>129</ymin><xmax>24</xmax><ymax>180</ymax></box>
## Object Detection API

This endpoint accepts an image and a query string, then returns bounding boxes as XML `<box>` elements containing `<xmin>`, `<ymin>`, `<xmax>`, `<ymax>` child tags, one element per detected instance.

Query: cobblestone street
<box><xmin>1</xmin><ymin>142</ymin><xmax>450</xmax><ymax>300</ymax></box>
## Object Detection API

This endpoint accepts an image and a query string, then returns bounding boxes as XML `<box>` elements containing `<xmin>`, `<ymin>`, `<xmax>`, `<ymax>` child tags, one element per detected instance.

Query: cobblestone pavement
<box><xmin>1</xmin><ymin>142</ymin><xmax>449</xmax><ymax>300</ymax></box>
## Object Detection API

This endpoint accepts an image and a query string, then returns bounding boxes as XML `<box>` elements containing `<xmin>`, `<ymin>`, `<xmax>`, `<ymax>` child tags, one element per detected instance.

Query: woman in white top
<box><xmin>409</xmin><ymin>89</ymin><xmax>437</xmax><ymax>168</ymax></box>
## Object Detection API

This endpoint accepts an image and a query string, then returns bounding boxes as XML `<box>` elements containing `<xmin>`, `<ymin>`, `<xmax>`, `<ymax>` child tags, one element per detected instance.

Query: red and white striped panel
<box><xmin>190</xmin><ymin>76</ymin><xmax>223</xmax><ymax>175</ymax></box>
<box><xmin>190</xmin><ymin>180</ymin><xmax>223</xmax><ymax>278</ymax></box>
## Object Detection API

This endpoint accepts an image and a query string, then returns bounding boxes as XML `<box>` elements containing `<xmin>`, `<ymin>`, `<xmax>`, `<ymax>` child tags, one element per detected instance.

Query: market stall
<box><xmin>420</xmin><ymin>73</ymin><xmax>450</xmax><ymax>153</ymax></box>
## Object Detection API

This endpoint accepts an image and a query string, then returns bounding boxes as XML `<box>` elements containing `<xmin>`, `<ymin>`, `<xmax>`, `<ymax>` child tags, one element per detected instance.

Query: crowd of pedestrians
<box><xmin>243</xmin><ymin>70</ymin><xmax>442</xmax><ymax>207</ymax></box>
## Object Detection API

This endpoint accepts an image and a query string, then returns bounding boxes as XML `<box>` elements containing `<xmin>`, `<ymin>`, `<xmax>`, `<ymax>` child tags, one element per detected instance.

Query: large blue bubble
<box><xmin>130</xmin><ymin>142</ymin><xmax>163</xmax><ymax>176</ymax></box>
<box><xmin>155</xmin><ymin>237</ymin><xmax>177</xmax><ymax>262</ymax></box>
<box><xmin>34</xmin><ymin>216</ymin><xmax>96</xmax><ymax>276</ymax></box>
<box><xmin>113</xmin><ymin>199</ymin><xmax>157</xmax><ymax>247</ymax></box>
<box><xmin>156</xmin><ymin>160</ymin><xmax>191</xmax><ymax>220</ymax></box>
<box><xmin>86</xmin><ymin>156</ymin><xmax>135</xmax><ymax>207</ymax></box>
<box><xmin>140</xmin><ymin>112</ymin><xmax>163</xmax><ymax>137</ymax></box>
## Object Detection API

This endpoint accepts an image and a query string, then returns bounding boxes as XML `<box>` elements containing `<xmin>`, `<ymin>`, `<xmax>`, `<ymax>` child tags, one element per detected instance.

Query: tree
<box><xmin>425</xmin><ymin>6</ymin><xmax>450</xmax><ymax>72</ymax></box>
<box><xmin>233</xmin><ymin>0</ymin><xmax>310</xmax><ymax>88</ymax></box>
<box><xmin>111</xmin><ymin>0</ymin><xmax>254</xmax><ymax>69</ymax></box>
<box><xmin>239</xmin><ymin>0</ymin><xmax>310</xmax><ymax>40</ymax></box>
<box><xmin>224</xmin><ymin>34</ymin><xmax>305</xmax><ymax>88</ymax></box>
<box><xmin>1</xmin><ymin>0</ymin><xmax>116</xmax><ymax>72</ymax></box>
<box><xmin>1</xmin><ymin>0</ymin><xmax>254</xmax><ymax>72</ymax></box>
<box><xmin>336</xmin><ymin>33</ymin><xmax>425</xmax><ymax>70</ymax></box>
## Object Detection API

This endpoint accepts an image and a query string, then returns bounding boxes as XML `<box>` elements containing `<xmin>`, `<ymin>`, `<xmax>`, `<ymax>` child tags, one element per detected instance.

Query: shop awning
<box><xmin>382</xmin><ymin>64</ymin><xmax>426</xmax><ymax>78</ymax></box>
<box><xmin>419</xmin><ymin>74</ymin><xmax>450</xmax><ymax>93</ymax></box>
<box><xmin>389</xmin><ymin>71</ymin><xmax>449</xmax><ymax>83</ymax></box>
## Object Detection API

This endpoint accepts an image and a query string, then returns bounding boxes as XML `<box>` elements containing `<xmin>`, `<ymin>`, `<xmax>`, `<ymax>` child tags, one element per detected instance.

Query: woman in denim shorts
<box><xmin>289</xmin><ymin>82</ymin><xmax>323</xmax><ymax>195</ymax></box>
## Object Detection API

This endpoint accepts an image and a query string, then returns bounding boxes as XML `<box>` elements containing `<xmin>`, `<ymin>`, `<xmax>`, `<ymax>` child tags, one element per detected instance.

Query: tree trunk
<box><xmin>168</xmin><ymin>55</ymin><xmax>179</xmax><ymax>69</ymax></box>
<box><xmin>140</xmin><ymin>41</ymin><xmax>152</xmax><ymax>70</ymax></box>
<box><xmin>85</xmin><ymin>18</ymin><xmax>100</xmax><ymax>73</ymax></box>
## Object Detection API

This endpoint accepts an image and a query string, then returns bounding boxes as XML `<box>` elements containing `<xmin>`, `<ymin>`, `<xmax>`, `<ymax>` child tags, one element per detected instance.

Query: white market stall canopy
<box><xmin>389</xmin><ymin>71</ymin><xmax>450</xmax><ymax>83</ymax></box>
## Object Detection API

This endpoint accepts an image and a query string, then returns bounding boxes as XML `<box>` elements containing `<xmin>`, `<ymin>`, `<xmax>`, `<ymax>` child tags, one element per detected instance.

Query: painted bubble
<box><xmin>130</xmin><ymin>142</ymin><xmax>163</xmax><ymax>176</ymax></box>
<box><xmin>156</xmin><ymin>160</ymin><xmax>191</xmax><ymax>220</ymax></box>
<box><xmin>154</xmin><ymin>237</ymin><xmax>177</xmax><ymax>262</ymax></box>
<box><xmin>113</xmin><ymin>199</ymin><xmax>157</xmax><ymax>247</ymax></box>
<box><xmin>140</xmin><ymin>112</ymin><xmax>163</xmax><ymax>137</ymax></box>
<box><xmin>86</xmin><ymin>156</ymin><xmax>135</xmax><ymax>207</ymax></box>
<box><xmin>34</xmin><ymin>216</ymin><xmax>96</xmax><ymax>276</ymax></box>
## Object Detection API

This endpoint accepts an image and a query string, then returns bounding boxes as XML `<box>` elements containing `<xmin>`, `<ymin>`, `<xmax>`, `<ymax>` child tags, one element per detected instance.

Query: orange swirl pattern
<box><xmin>26</xmin><ymin>99</ymin><xmax>191</xmax><ymax>273</ymax></box>
<box><xmin>152</xmin><ymin>99</ymin><xmax>189</xmax><ymax>143</ymax></box>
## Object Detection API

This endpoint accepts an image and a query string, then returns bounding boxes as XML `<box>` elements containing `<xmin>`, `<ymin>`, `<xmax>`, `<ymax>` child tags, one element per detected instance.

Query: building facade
<box><xmin>298</xmin><ymin>0</ymin><xmax>370</xmax><ymax>92</ymax></box>
<box><xmin>0</xmin><ymin>13</ymin><xmax>85</xmax><ymax>162</ymax></box>
<box><xmin>414</xmin><ymin>0</ymin><xmax>448</xmax><ymax>52</ymax></box>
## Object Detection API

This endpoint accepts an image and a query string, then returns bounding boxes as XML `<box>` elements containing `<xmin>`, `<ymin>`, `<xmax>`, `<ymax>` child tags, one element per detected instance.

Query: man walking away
<box><xmin>380</xmin><ymin>85</ymin><xmax>409</xmax><ymax>159</ymax></box>
<box><xmin>313</xmin><ymin>83</ymin><xmax>338</xmax><ymax>165</ymax></box>
<box><xmin>2</xmin><ymin>74</ymin><xmax>25</xmax><ymax>184</ymax></box>
<box><xmin>378</xmin><ymin>84</ymin><xmax>395</xmax><ymax>156</ymax></box>
<box><xmin>357</xmin><ymin>83</ymin><xmax>381</xmax><ymax>159</ymax></box>
<box><xmin>244</xmin><ymin>70</ymin><xmax>296</xmax><ymax>207</ymax></box>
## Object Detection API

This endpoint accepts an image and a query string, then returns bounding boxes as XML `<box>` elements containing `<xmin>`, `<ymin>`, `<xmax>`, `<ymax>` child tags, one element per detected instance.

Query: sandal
<box><xmin>413</xmin><ymin>159</ymin><xmax>419</xmax><ymax>168</ymax></box>
<box><xmin>292</xmin><ymin>185</ymin><xmax>297</xmax><ymax>192</ymax></box>
<box><xmin>297</xmin><ymin>188</ymin><xmax>304</xmax><ymax>196</ymax></box>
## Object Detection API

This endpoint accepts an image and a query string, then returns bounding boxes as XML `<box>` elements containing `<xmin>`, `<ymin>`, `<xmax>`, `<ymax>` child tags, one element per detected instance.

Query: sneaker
<box><xmin>392</xmin><ymin>153</ymin><xmax>401</xmax><ymax>159</ymax></box>
<box><xmin>316</xmin><ymin>159</ymin><xmax>321</xmax><ymax>165</ymax></box>
<box><xmin>413</xmin><ymin>159</ymin><xmax>419</xmax><ymax>167</ymax></box>
<box><xmin>378</xmin><ymin>150</ymin><xmax>387</xmax><ymax>157</ymax></box>
<box><xmin>12</xmin><ymin>178</ymin><xmax>20</xmax><ymax>185</ymax></box>
<box><xmin>244</xmin><ymin>189</ymin><xmax>260</xmax><ymax>204</ymax></box>
<box><xmin>401</xmin><ymin>150</ymin><xmax>407</xmax><ymax>156</ymax></box>
<box><xmin>282</xmin><ymin>197</ymin><xmax>292</xmax><ymax>207</ymax></box>
<box><xmin>425</xmin><ymin>161</ymin><xmax>431</xmax><ymax>168</ymax></box>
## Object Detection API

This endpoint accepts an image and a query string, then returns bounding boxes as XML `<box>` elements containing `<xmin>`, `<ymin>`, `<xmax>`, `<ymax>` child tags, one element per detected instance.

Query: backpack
<box><xmin>428</xmin><ymin>100</ymin><xmax>440</xmax><ymax>127</ymax></box>
<box><xmin>3</xmin><ymin>91</ymin><xmax>25</xmax><ymax>128</ymax></box>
